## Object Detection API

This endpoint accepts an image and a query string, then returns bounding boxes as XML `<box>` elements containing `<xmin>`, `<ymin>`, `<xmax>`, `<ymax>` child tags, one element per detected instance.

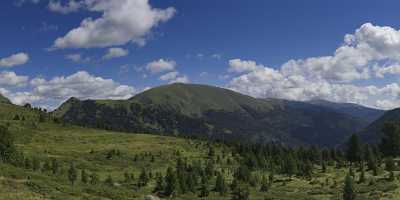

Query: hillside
<box><xmin>1</xmin><ymin>103</ymin><xmax>400</xmax><ymax>200</ymax></box>
<box><xmin>307</xmin><ymin>99</ymin><xmax>384</xmax><ymax>123</ymax></box>
<box><xmin>0</xmin><ymin>93</ymin><xmax>11</xmax><ymax>104</ymax></box>
<box><xmin>53</xmin><ymin>83</ymin><xmax>368</xmax><ymax>147</ymax></box>
<box><xmin>360</xmin><ymin>108</ymin><xmax>400</xmax><ymax>143</ymax></box>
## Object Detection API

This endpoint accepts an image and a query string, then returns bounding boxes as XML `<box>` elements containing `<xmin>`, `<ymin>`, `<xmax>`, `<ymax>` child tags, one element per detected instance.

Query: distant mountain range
<box><xmin>51</xmin><ymin>83</ymin><xmax>386</xmax><ymax>147</ymax></box>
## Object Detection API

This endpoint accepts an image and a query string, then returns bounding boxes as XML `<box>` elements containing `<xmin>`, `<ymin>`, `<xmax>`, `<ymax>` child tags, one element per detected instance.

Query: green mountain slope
<box><xmin>131</xmin><ymin>83</ymin><xmax>274</xmax><ymax>117</ymax></box>
<box><xmin>359</xmin><ymin>108</ymin><xmax>400</xmax><ymax>143</ymax></box>
<box><xmin>0</xmin><ymin>93</ymin><xmax>11</xmax><ymax>104</ymax></box>
<box><xmin>53</xmin><ymin>83</ymin><xmax>367</xmax><ymax>147</ymax></box>
<box><xmin>307</xmin><ymin>99</ymin><xmax>384</xmax><ymax>123</ymax></box>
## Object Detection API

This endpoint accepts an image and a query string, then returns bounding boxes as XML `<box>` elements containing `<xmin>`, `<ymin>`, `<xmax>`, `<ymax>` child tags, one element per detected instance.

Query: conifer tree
<box><xmin>380</xmin><ymin>123</ymin><xmax>400</xmax><ymax>157</ymax></box>
<box><xmin>359</xmin><ymin>167</ymin><xmax>365</xmax><ymax>183</ymax></box>
<box><xmin>0</xmin><ymin>125</ymin><xmax>16</xmax><ymax>163</ymax></box>
<box><xmin>24</xmin><ymin>158</ymin><xmax>32</xmax><ymax>169</ymax></box>
<box><xmin>164</xmin><ymin>167</ymin><xmax>178</xmax><ymax>197</ymax></box>
<box><xmin>385</xmin><ymin>157</ymin><xmax>395</xmax><ymax>171</ymax></box>
<box><xmin>138</xmin><ymin>168</ymin><xmax>149</xmax><ymax>187</ymax></box>
<box><xmin>343</xmin><ymin>175</ymin><xmax>356</xmax><ymax>200</ymax></box>
<box><xmin>215</xmin><ymin>173</ymin><xmax>227</xmax><ymax>196</ymax></box>
<box><xmin>90</xmin><ymin>173</ymin><xmax>99</xmax><ymax>185</ymax></box>
<box><xmin>389</xmin><ymin>170</ymin><xmax>395</xmax><ymax>182</ymax></box>
<box><xmin>42</xmin><ymin>160</ymin><xmax>51</xmax><ymax>172</ymax></box>
<box><xmin>68</xmin><ymin>162</ymin><xmax>78</xmax><ymax>186</ymax></box>
<box><xmin>199</xmin><ymin>175</ymin><xmax>209</xmax><ymax>197</ymax></box>
<box><xmin>51</xmin><ymin>158</ymin><xmax>59</xmax><ymax>175</ymax></box>
<box><xmin>32</xmin><ymin>157</ymin><xmax>40</xmax><ymax>171</ymax></box>
<box><xmin>105</xmin><ymin>175</ymin><xmax>114</xmax><ymax>187</ymax></box>
<box><xmin>81</xmin><ymin>169</ymin><xmax>88</xmax><ymax>184</ymax></box>
<box><xmin>260</xmin><ymin>176</ymin><xmax>269</xmax><ymax>192</ymax></box>
<box><xmin>231</xmin><ymin>185</ymin><xmax>250</xmax><ymax>200</ymax></box>
<box><xmin>346</xmin><ymin>134</ymin><xmax>363</xmax><ymax>164</ymax></box>
<box><xmin>153</xmin><ymin>172</ymin><xmax>164</xmax><ymax>193</ymax></box>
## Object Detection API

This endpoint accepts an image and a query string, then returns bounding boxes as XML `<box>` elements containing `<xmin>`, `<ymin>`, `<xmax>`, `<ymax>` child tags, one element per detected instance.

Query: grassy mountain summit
<box><xmin>131</xmin><ymin>83</ymin><xmax>275</xmax><ymax>117</ymax></box>
<box><xmin>53</xmin><ymin>83</ymin><xmax>368</xmax><ymax>147</ymax></box>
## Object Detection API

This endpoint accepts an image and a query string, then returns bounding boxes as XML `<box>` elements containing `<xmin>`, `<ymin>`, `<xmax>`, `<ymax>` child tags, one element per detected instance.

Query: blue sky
<box><xmin>2</xmin><ymin>0</ymin><xmax>400</xmax><ymax>110</ymax></box>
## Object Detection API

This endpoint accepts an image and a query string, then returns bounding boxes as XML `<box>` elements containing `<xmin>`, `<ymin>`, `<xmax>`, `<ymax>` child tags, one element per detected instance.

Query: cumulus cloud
<box><xmin>159</xmin><ymin>71</ymin><xmax>179</xmax><ymax>81</ymax></box>
<box><xmin>373</xmin><ymin>64</ymin><xmax>400</xmax><ymax>78</ymax></box>
<box><xmin>30</xmin><ymin>71</ymin><xmax>136</xmax><ymax>100</ymax></box>
<box><xmin>228</xmin><ymin>59</ymin><xmax>263</xmax><ymax>73</ymax></box>
<box><xmin>0</xmin><ymin>71</ymin><xmax>29</xmax><ymax>87</ymax></box>
<box><xmin>0</xmin><ymin>53</ymin><xmax>29</xmax><ymax>67</ymax></box>
<box><xmin>145</xmin><ymin>59</ymin><xmax>176</xmax><ymax>74</ymax></box>
<box><xmin>52</xmin><ymin>0</ymin><xmax>176</xmax><ymax>49</ymax></box>
<box><xmin>168</xmin><ymin>75</ymin><xmax>190</xmax><ymax>84</ymax></box>
<box><xmin>1</xmin><ymin>71</ymin><xmax>136</xmax><ymax>108</ymax></box>
<box><xmin>103</xmin><ymin>47</ymin><xmax>129</xmax><ymax>60</ymax></box>
<box><xmin>227</xmin><ymin>23</ymin><xmax>400</xmax><ymax>110</ymax></box>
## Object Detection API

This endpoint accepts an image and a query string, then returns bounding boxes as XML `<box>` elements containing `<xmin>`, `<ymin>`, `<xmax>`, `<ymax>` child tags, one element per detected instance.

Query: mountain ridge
<box><xmin>53</xmin><ymin>83</ymin><xmax>371</xmax><ymax>147</ymax></box>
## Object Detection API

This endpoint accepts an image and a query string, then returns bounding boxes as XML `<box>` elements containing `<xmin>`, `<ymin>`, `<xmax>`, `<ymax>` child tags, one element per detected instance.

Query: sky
<box><xmin>2</xmin><ymin>0</ymin><xmax>400</xmax><ymax>110</ymax></box>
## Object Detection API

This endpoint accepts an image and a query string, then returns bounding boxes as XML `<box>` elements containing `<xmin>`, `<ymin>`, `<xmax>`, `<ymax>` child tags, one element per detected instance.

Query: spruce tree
<box><xmin>164</xmin><ymin>167</ymin><xmax>178</xmax><ymax>197</ymax></box>
<box><xmin>385</xmin><ymin>157</ymin><xmax>395</xmax><ymax>171</ymax></box>
<box><xmin>138</xmin><ymin>168</ymin><xmax>149</xmax><ymax>187</ymax></box>
<box><xmin>343</xmin><ymin>175</ymin><xmax>356</xmax><ymax>200</ymax></box>
<box><xmin>81</xmin><ymin>169</ymin><xmax>88</xmax><ymax>184</ymax></box>
<box><xmin>153</xmin><ymin>172</ymin><xmax>164</xmax><ymax>193</ymax></box>
<box><xmin>68</xmin><ymin>162</ymin><xmax>78</xmax><ymax>186</ymax></box>
<box><xmin>0</xmin><ymin>125</ymin><xmax>16</xmax><ymax>163</ymax></box>
<box><xmin>380</xmin><ymin>123</ymin><xmax>400</xmax><ymax>157</ymax></box>
<box><xmin>231</xmin><ymin>185</ymin><xmax>250</xmax><ymax>200</ymax></box>
<box><xmin>32</xmin><ymin>157</ymin><xmax>40</xmax><ymax>171</ymax></box>
<box><xmin>104</xmin><ymin>175</ymin><xmax>114</xmax><ymax>187</ymax></box>
<box><xmin>389</xmin><ymin>170</ymin><xmax>395</xmax><ymax>182</ymax></box>
<box><xmin>199</xmin><ymin>175</ymin><xmax>209</xmax><ymax>197</ymax></box>
<box><xmin>358</xmin><ymin>167</ymin><xmax>365</xmax><ymax>183</ymax></box>
<box><xmin>90</xmin><ymin>173</ymin><xmax>99</xmax><ymax>185</ymax></box>
<box><xmin>51</xmin><ymin>158</ymin><xmax>59</xmax><ymax>175</ymax></box>
<box><xmin>346</xmin><ymin>134</ymin><xmax>363</xmax><ymax>164</ymax></box>
<box><xmin>260</xmin><ymin>176</ymin><xmax>269</xmax><ymax>192</ymax></box>
<box><xmin>215</xmin><ymin>173</ymin><xmax>227</xmax><ymax>196</ymax></box>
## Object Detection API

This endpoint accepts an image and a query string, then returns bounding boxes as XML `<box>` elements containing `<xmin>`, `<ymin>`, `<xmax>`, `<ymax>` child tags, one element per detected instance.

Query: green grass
<box><xmin>0</xmin><ymin>119</ymin><xmax>400</xmax><ymax>200</ymax></box>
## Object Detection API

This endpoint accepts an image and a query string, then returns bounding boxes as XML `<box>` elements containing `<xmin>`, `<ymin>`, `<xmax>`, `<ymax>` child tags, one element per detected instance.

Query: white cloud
<box><xmin>48</xmin><ymin>0</ymin><xmax>83</xmax><ymax>14</ymax></box>
<box><xmin>168</xmin><ymin>75</ymin><xmax>190</xmax><ymax>84</ymax></box>
<box><xmin>159</xmin><ymin>71</ymin><xmax>179</xmax><ymax>81</ymax></box>
<box><xmin>30</xmin><ymin>71</ymin><xmax>136</xmax><ymax>100</ymax></box>
<box><xmin>103</xmin><ymin>47</ymin><xmax>129</xmax><ymax>60</ymax></box>
<box><xmin>228</xmin><ymin>59</ymin><xmax>263</xmax><ymax>73</ymax></box>
<box><xmin>0</xmin><ymin>53</ymin><xmax>29</xmax><ymax>67</ymax></box>
<box><xmin>145</xmin><ymin>59</ymin><xmax>176</xmax><ymax>74</ymax></box>
<box><xmin>0</xmin><ymin>71</ymin><xmax>29</xmax><ymax>87</ymax></box>
<box><xmin>227</xmin><ymin>23</ymin><xmax>400</xmax><ymax>110</ymax></box>
<box><xmin>52</xmin><ymin>0</ymin><xmax>176</xmax><ymax>49</ymax></box>
<box><xmin>373</xmin><ymin>64</ymin><xmax>400</xmax><ymax>78</ymax></box>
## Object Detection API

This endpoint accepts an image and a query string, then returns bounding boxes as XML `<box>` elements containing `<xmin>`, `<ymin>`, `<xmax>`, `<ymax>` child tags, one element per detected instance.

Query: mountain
<box><xmin>307</xmin><ymin>99</ymin><xmax>384</xmax><ymax>123</ymax></box>
<box><xmin>359</xmin><ymin>108</ymin><xmax>400</xmax><ymax>143</ymax></box>
<box><xmin>53</xmin><ymin>83</ymin><xmax>368</xmax><ymax>147</ymax></box>
<box><xmin>0</xmin><ymin>94</ymin><xmax>11</xmax><ymax>104</ymax></box>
